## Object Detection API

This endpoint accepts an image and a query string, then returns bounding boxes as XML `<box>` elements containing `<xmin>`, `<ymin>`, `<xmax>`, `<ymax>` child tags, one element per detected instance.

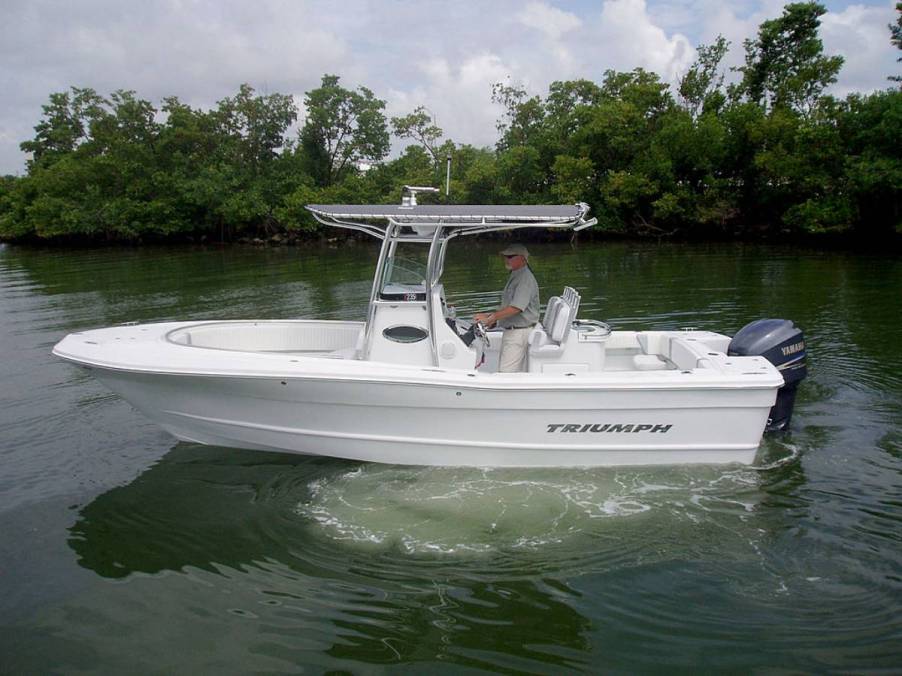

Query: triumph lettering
<box><xmin>608</xmin><ymin>424</ymin><xmax>633</xmax><ymax>433</ymax></box>
<box><xmin>546</xmin><ymin>423</ymin><xmax>673</xmax><ymax>434</ymax></box>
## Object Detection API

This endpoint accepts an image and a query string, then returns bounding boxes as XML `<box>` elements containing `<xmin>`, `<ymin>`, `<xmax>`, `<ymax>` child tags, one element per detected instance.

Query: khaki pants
<box><xmin>498</xmin><ymin>327</ymin><xmax>532</xmax><ymax>372</ymax></box>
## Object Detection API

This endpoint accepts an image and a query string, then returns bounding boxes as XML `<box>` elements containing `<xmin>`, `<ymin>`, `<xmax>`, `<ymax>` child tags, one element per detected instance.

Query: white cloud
<box><xmin>0</xmin><ymin>0</ymin><xmax>897</xmax><ymax>175</ymax></box>
<box><xmin>822</xmin><ymin>3</ymin><xmax>899</xmax><ymax>96</ymax></box>
<box><xmin>518</xmin><ymin>1</ymin><xmax>583</xmax><ymax>40</ymax></box>
<box><xmin>591</xmin><ymin>0</ymin><xmax>695</xmax><ymax>83</ymax></box>
<box><xmin>0</xmin><ymin>0</ymin><xmax>351</xmax><ymax>170</ymax></box>
<box><xmin>387</xmin><ymin>53</ymin><xmax>511</xmax><ymax>151</ymax></box>
<box><xmin>675</xmin><ymin>0</ymin><xmax>899</xmax><ymax>93</ymax></box>
<box><xmin>385</xmin><ymin>1</ymin><xmax>696</xmax><ymax>150</ymax></box>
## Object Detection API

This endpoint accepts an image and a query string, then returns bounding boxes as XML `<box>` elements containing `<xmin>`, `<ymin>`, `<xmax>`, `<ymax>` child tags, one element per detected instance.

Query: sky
<box><xmin>1</xmin><ymin>0</ymin><xmax>899</xmax><ymax>175</ymax></box>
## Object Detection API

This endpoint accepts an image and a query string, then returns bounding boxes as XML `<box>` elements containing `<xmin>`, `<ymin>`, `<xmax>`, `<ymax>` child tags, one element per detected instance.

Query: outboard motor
<box><xmin>728</xmin><ymin>319</ymin><xmax>807</xmax><ymax>432</ymax></box>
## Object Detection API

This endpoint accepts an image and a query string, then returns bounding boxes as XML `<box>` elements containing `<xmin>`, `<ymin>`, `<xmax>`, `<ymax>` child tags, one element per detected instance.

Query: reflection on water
<box><xmin>65</xmin><ymin>445</ymin><xmax>602</xmax><ymax>670</ymax></box>
<box><xmin>69</xmin><ymin>443</ymin><xmax>803</xmax><ymax>577</ymax></box>
<box><xmin>55</xmin><ymin>439</ymin><xmax>840</xmax><ymax>670</ymax></box>
<box><xmin>2</xmin><ymin>240</ymin><xmax>902</xmax><ymax>671</ymax></box>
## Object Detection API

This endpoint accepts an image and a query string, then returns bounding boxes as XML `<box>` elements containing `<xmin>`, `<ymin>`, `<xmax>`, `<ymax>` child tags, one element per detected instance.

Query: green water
<box><xmin>1</xmin><ymin>240</ymin><xmax>900</xmax><ymax>673</ymax></box>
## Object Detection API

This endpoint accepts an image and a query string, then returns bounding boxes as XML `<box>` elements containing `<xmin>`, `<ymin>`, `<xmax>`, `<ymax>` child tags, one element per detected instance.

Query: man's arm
<box><xmin>474</xmin><ymin>305</ymin><xmax>521</xmax><ymax>328</ymax></box>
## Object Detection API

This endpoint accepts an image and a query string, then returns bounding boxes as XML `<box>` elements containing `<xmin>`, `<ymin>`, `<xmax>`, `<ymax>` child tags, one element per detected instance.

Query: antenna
<box><xmin>445</xmin><ymin>155</ymin><xmax>452</xmax><ymax>197</ymax></box>
<box><xmin>401</xmin><ymin>185</ymin><xmax>439</xmax><ymax>206</ymax></box>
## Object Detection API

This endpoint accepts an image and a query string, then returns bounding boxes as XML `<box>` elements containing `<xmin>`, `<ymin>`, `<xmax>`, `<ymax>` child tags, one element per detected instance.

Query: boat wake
<box><xmin>294</xmin><ymin>462</ymin><xmax>768</xmax><ymax>558</ymax></box>
<box><xmin>748</xmin><ymin>438</ymin><xmax>803</xmax><ymax>471</ymax></box>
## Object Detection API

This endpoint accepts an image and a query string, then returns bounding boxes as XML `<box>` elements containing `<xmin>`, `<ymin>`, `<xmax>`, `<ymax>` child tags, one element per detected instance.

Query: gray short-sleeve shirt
<box><xmin>498</xmin><ymin>265</ymin><xmax>540</xmax><ymax>328</ymax></box>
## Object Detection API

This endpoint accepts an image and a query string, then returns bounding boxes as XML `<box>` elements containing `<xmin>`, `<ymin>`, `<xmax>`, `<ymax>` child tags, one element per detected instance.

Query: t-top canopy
<box><xmin>305</xmin><ymin>203</ymin><xmax>597</xmax><ymax>239</ymax></box>
<box><xmin>307</xmin><ymin>203</ymin><xmax>586</xmax><ymax>222</ymax></box>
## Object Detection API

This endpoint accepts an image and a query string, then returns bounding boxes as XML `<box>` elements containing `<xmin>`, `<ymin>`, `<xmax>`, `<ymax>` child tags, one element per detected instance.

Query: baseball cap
<box><xmin>499</xmin><ymin>243</ymin><xmax>530</xmax><ymax>258</ymax></box>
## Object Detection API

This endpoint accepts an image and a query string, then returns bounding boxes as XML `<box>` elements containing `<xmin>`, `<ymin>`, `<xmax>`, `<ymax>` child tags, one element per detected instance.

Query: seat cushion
<box><xmin>549</xmin><ymin>301</ymin><xmax>572</xmax><ymax>343</ymax></box>
<box><xmin>528</xmin><ymin>325</ymin><xmax>550</xmax><ymax>348</ymax></box>
<box><xmin>542</xmin><ymin>296</ymin><xmax>562</xmax><ymax>328</ymax></box>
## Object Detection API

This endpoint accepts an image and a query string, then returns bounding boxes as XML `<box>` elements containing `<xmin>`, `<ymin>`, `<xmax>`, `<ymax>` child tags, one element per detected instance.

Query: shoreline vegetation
<box><xmin>1</xmin><ymin>2</ymin><xmax>900</xmax><ymax>247</ymax></box>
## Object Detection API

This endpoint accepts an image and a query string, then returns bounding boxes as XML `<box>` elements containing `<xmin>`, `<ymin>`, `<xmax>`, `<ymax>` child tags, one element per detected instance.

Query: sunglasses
<box><xmin>503</xmin><ymin>254</ymin><xmax>520</xmax><ymax>259</ymax></box>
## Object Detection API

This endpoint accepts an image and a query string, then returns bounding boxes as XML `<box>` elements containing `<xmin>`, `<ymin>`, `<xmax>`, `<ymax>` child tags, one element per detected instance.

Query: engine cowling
<box><xmin>728</xmin><ymin>319</ymin><xmax>807</xmax><ymax>432</ymax></box>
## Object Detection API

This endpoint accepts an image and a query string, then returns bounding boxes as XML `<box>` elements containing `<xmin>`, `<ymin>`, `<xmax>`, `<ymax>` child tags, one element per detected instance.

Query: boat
<box><xmin>52</xmin><ymin>190</ymin><xmax>807</xmax><ymax>467</ymax></box>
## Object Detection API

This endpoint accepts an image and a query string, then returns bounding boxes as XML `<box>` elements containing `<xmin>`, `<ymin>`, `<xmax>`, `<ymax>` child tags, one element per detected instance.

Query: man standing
<box><xmin>474</xmin><ymin>243</ymin><xmax>540</xmax><ymax>373</ymax></box>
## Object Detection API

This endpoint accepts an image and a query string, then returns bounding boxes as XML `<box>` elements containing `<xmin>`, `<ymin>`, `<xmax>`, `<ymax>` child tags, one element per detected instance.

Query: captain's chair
<box><xmin>527</xmin><ymin>286</ymin><xmax>608</xmax><ymax>373</ymax></box>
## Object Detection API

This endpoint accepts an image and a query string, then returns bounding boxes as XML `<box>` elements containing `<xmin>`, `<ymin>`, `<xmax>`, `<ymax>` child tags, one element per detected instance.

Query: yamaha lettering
<box><xmin>547</xmin><ymin>423</ymin><xmax>673</xmax><ymax>433</ymax></box>
<box><xmin>780</xmin><ymin>341</ymin><xmax>805</xmax><ymax>357</ymax></box>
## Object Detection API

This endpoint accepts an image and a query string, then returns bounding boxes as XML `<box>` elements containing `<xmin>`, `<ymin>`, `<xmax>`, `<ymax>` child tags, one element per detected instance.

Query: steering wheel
<box><xmin>473</xmin><ymin>320</ymin><xmax>490</xmax><ymax>348</ymax></box>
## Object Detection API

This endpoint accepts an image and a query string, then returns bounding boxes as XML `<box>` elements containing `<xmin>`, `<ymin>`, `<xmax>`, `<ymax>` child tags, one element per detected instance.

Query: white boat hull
<box><xmin>54</xmin><ymin>321</ymin><xmax>782</xmax><ymax>467</ymax></box>
<box><xmin>52</xmin><ymin>197</ymin><xmax>803</xmax><ymax>468</ymax></box>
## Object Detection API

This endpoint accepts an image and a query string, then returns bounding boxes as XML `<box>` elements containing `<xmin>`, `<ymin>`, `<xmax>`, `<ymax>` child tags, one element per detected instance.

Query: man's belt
<box><xmin>503</xmin><ymin>324</ymin><xmax>536</xmax><ymax>330</ymax></box>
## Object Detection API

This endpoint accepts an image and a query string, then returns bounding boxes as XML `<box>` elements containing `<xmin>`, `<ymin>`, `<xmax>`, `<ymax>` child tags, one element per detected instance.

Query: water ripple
<box><xmin>2</xmin><ymin>240</ymin><xmax>902</xmax><ymax>671</ymax></box>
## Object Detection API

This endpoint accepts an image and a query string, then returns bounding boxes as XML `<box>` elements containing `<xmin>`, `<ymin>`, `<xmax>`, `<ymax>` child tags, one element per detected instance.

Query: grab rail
<box><xmin>573</xmin><ymin>319</ymin><xmax>612</xmax><ymax>337</ymax></box>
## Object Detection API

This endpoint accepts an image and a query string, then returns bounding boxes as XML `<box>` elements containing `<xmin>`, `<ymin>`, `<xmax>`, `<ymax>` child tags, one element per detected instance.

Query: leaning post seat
<box><xmin>562</xmin><ymin>286</ymin><xmax>581</xmax><ymax>323</ymax></box>
<box><xmin>527</xmin><ymin>287</ymin><xmax>605</xmax><ymax>373</ymax></box>
<box><xmin>529</xmin><ymin>287</ymin><xmax>579</xmax><ymax>350</ymax></box>
<box><xmin>531</xmin><ymin>296</ymin><xmax>562</xmax><ymax>349</ymax></box>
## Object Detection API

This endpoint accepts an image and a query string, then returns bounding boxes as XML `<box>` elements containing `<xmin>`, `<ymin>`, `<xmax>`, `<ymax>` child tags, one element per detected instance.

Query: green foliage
<box><xmin>300</xmin><ymin>75</ymin><xmax>389</xmax><ymax>187</ymax></box>
<box><xmin>679</xmin><ymin>36</ymin><xmax>730</xmax><ymax>119</ymax></box>
<box><xmin>783</xmin><ymin>196</ymin><xmax>855</xmax><ymax>234</ymax></box>
<box><xmin>1</xmin><ymin>2</ymin><xmax>899</xmax><ymax>244</ymax></box>
<box><xmin>735</xmin><ymin>2</ymin><xmax>843</xmax><ymax>116</ymax></box>
<box><xmin>496</xmin><ymin>146</ymin><xmax>545</xmax><ymax>201</ymax></box>
<box><xmin>20</xmin><ymin>88</ymin><xmax>106</xmax><ymax>168</ymax></box>
<box><xmin>0</xmin><ymin>175</ymin><xmax>33</xmax><ymax>238</ymax></box>
<box><xmin>391</xmin><ymin>106</ymin><xmax>444</xmax><ymax>164</ymax></box>
<box><xmin>891</xmin><ymin>3</ymin><xmax>902</xmax><ymax>82</ymax></box>
<box><xmin>459</xmin><ymin>149</ymin><xmax>499</xmax><ymax>204</ymax></box>
<box><xmin>551</xmin><ymin>155</ymin><xmax>594</xmax><ymax>204</ymax></box>
<box><xmin>492</xmin><ymin>81</ymin><xmax>546</xmax><ymax>151</ymax></box>
<box><xmin>600</xmin><ymin>69</ymin><xmax>673</xmax><ymax>119</ymax></box>
<box><xmin>840</xmin><ymin>90</ymin><xmax>902</xmax><ymax>235</ymax></box>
